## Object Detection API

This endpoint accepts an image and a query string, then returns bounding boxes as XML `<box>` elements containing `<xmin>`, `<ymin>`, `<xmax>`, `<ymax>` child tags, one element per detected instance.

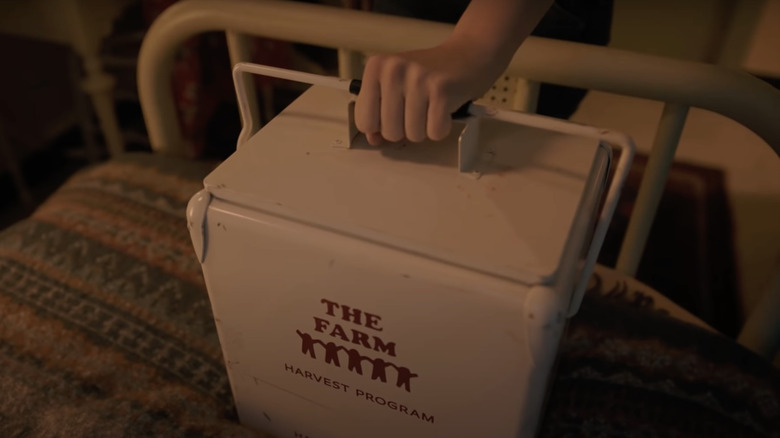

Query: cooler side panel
<box><xmin>198</xmin><ymin>200</ymin><xmax>553</xmax><ymax>438</ymax></box>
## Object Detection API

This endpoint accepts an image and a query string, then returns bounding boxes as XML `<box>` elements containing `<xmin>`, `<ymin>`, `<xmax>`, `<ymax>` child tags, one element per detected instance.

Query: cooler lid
<box><xmin>204</xmin><ymin>85</ymin><xmax>603</xmax><ymax>285</ymax></box>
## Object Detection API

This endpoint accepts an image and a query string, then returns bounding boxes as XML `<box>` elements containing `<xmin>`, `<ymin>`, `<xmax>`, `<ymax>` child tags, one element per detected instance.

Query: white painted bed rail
<box><xmin>138</xmin><ymin>0</ymin><xmax>780</xmax><ymax>157</ymax></box>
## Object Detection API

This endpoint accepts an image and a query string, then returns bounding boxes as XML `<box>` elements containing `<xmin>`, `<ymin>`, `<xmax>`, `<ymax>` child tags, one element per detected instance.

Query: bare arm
<box><xmin>355</xmin><ymin>0</ymin><xmax>554</xmax><ymax>145</ymax></box>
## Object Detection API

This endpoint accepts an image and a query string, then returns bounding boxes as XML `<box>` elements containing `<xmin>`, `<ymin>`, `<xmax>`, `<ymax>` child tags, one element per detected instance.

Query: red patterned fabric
<box><xmin>142</xmin><ymin>0</ymin><xmax>294</xmax><ymax>158</ymax></box>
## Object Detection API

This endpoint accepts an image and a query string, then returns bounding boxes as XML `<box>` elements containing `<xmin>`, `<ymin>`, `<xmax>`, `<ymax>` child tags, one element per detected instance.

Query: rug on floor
<box><xmin>597</xmin><ymin>153</ymin><xmax>740</xmax><ymax>337</ymax></box>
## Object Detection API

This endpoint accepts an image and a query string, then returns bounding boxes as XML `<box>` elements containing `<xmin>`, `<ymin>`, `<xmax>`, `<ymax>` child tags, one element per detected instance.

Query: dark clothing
<box><xmin>372</xmin><ymin>0</ymin><xmax>614</xmax><ymax>119</ymax></box>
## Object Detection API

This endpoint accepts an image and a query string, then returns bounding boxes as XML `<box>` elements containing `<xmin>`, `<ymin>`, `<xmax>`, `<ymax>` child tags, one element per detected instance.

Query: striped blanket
<box><xmin>0</xmin><ymin>153</ymin><xmax>777</xmax><ymax>437</ymax></box>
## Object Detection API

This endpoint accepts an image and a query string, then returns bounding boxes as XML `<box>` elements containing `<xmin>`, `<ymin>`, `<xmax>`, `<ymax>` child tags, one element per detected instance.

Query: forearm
<box><xmin>447</xmin><ymin>0</ymin><xmax>554</xmax><ymax>70</ymax></box>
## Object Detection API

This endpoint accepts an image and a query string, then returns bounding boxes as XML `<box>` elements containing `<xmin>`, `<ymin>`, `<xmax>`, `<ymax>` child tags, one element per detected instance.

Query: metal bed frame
<box><xmin>137</xmin><ymin>0</ymin><xmax>780</xmax><ymax>358</ymax></box>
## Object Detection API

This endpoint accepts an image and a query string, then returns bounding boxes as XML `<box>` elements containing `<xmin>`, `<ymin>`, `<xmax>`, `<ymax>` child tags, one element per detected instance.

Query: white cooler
<box><xmin>187</xmin><ymin>65</ymin><xmax>634</xmax><ymax>438</ymax></box>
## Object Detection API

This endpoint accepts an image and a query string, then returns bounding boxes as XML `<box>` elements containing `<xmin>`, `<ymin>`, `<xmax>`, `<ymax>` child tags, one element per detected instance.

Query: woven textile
<box><xmin>544</xmin><ymin>268</ymin><xmax>779</xmax><ymax>437</ymax></box>
<box><xmin>0</xmin><ymin>154</ymin><xmax>258</xmax><ymax>437</ymax></box>
<box><xmin>0</xmin><ymin>153</ymin><xmax>777</xmax><ymax>437</ymax></box>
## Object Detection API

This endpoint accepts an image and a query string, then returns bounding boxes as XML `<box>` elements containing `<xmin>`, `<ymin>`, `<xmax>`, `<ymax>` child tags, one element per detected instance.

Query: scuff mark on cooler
<box><xmin>504</xmin><ymin>329</ymin><xmax>523</xmax><ymax>346</ymax></box>
<box><xmin>253</xmin><ymin>374</ymin><xmax>332</xmax><ymax>410</ymax></box>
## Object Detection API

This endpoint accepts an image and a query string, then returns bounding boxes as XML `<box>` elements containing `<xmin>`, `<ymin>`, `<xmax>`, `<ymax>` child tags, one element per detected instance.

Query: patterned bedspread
<box><xmin>0</xmin><ymin>153</ymin><xmax>777</xmax><ymax>437</ymax></box>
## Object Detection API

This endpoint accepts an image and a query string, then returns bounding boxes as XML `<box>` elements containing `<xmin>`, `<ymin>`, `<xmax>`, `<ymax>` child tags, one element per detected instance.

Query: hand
<box><xmin>354</xmin><ymin>0</ymin><xmax>554</xmax><ymax>146</ymax></box>
<box><xmin>354</xmin><ymin>39</ymin><xmax>500</xmax><ymax>146</ymax></box>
